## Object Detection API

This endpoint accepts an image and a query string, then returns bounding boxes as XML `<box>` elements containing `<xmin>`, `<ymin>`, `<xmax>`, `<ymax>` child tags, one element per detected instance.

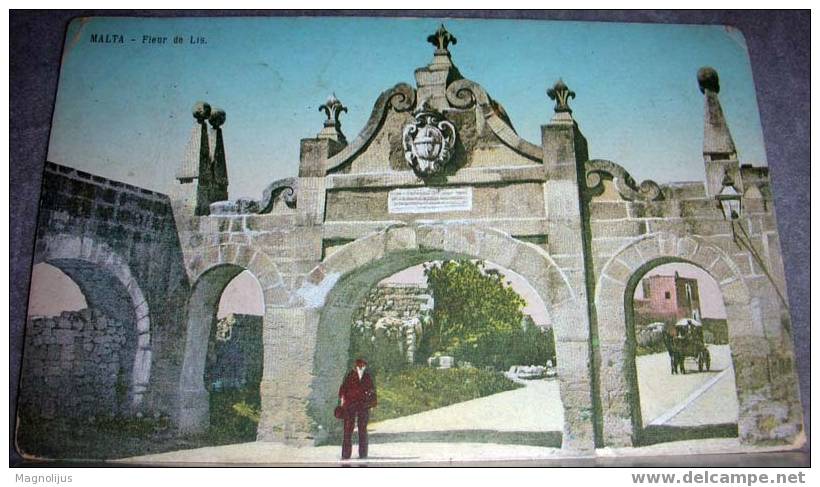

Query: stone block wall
<box><xmin>20</xmin><ymin>309</ymin><xmax>133</xmax><ymax>419</ymax></box>
<box><xmin>176</xmin><ymin>212</ymin><xmax>318</xmax><ymax>298</ymax></box>
<box><xmin>353</xmin><ymin>283</ymin><xmax>432</xmax><ymax>324</ymax></box>
<box><xmin>32</xmin><ymin>163</ymin><xmax>190</xmax><ymax>416</ymax></box>
<box><xmin>351</xmin><ymin>283</ymin><xmax>432</xmax><ymax>365</ymax></box>
<box><xmin>587</xmin><ymin>173</ymin><xmax>803</xmax><ymax>447</ymax></box>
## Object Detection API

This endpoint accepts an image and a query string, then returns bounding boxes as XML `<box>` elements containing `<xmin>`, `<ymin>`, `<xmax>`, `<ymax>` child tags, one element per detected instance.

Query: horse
<box><xmin>662</xmin><ymin>319</ymin><xmax>711</xmax><ymax>374</ymax></box>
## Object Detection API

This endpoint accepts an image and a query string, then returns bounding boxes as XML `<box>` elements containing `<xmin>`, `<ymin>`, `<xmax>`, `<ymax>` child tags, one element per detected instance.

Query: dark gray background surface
<box><xmin>9</xmin><ymin>10</ymin><xmax>810</xmax><ymax>467</ymax></box>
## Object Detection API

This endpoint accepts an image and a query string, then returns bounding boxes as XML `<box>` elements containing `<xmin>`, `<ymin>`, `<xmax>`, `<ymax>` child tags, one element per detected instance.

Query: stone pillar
<box><xmin>542</xmin><ymin>80</ymin><xmax>598</xmax><ymax>453</ymax></box>
<box><xmin>297</xmin><ymin>95</ymin><xmax>347</xmax><ymax>226</ymax></box>
<box><xmin>257</xmin><ymin>307</ymin><xmax>321</xmax><ymax>445</ymax></box>
<box><xmin>175</xmin><ymin>292</ymin><xmax>217</xmax><ymax>433</ymax></box>
<box><xmin>298</xmin><ymin>138</ymin><xmax>333</xmax><ymax>226</ymax></box>
<box><xmin>255</xmin><ymin>141</ymin><xmax>326</xmax><ymax>442</ymax></box>
<box><xmin>732</xmin><ymin>278</ymin><xmax>804</xmax><ymax>445</ymax></box>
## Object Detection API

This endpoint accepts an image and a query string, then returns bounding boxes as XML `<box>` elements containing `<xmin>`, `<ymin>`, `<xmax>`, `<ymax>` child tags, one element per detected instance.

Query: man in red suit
<box><xmin>338</xmin><ymin>358</ymin><xmax>377</xmax><ymax>459</ymax></box>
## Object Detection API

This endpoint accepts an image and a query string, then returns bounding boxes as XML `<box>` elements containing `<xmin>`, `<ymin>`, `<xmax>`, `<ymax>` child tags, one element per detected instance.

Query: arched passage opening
<box><xmin>19</xmin><ymin>259</ymin><xmax>147</xmax><ymax>458</ymax></box>
<box><xmin>177</xmin><ymin>264</ymin><xmax>264</xmax><ymax>441</ymax></box>
<box><xmin>626</xmin><ymin>259</ymin><xmax>739</xmax><ymax>445</ymax></box>
<box><xmin>21</xmin><ymin>261</ymin><xmax>139</xmax><ymax>420</ymax></box>
<box><xmin>297</xmin><ymin>225</ymin><xmax>590</xmax><ymax>451</ymax></box>
<box><xmin>594</xmin><ymin>232</ymin><xmax>758</xmax><ymax>448</ymax></box>
<box><xmin>21</xmin><ymin>250</ymin><xmax>152</xmax><ymax>415</ymax></box>
<box><xmin>339</xmin><ymin>259</ymin><xmax>562</xmax><ymax>447</ymax></box>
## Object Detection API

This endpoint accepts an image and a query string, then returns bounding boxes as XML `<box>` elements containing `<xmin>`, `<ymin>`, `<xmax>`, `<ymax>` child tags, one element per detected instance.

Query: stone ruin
<box><xmin>351</xmin><ymin>283</ymin><xmax>432</xmax><ymax>364</ymax></box>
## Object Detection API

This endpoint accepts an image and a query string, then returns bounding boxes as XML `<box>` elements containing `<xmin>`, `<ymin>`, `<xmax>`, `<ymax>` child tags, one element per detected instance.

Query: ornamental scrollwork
<box><xmin>209</xmin><ymin>177</ymin><xmax>297</xmax><ymax>215</ymax></box>
<box><xmin>585</xmin><ymin>159</ymin><xmax>664</xmax><ymax>202</ymax></box>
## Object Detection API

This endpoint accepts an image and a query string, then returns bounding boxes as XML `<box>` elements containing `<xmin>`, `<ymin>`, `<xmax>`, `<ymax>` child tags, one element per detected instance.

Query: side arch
<box><xmin>594</xmin><ymin>232</ymin><xmax>759</xmax><ymax>447</ymax></box>
<box><xmin>175</xmin><ymin>243</ymin><xmax>283</xmax><ymax>433</ymax></box>
<box><xmin>33</xmin><ymin>233</ymin><xmax>153</xmax><ymax>410</ymax></box>
<box><xmin>270</xmin><ymin>223</ymin><xmax>595</xmax><ymax>452</ymax></box>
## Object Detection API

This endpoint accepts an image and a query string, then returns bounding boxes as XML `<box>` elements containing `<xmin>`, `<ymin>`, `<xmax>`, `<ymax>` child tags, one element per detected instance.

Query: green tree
<box><xmin>420</xmin><ymin>260</ymin><xmax>526</xmax><ymax>367</ymax></box>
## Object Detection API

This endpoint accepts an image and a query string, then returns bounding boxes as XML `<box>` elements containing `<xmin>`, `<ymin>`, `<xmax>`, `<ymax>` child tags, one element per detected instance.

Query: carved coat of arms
<box><xmin>402</xmin><ymin>105</ymin><xmax>456</xmax><ymax>177</ymax></box>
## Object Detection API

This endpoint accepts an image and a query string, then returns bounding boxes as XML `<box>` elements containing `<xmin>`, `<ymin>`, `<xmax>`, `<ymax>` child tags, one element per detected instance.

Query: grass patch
<box><xmin>15</xmin><ymin>413</ymin><xmax>188</xmax><ymax>461</ymax></box>
<box><xmin>204</xmin><ymin>387</ymin><xmax>260</xmax><ymax>445</ymax></box>
<box><xmin>15</xmin><ymin>387</ymin><xmax>262</xmax><ymax>461</ymax></box>
<box><xmin>370</xmin><ymin>367</ymin><xmax>521</xmax><ymax>423</ymax></box>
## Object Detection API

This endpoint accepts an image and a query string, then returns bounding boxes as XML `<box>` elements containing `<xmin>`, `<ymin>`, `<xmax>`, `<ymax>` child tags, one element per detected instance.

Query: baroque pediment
<box><xmin>325</xmin><ymin>26</ymin><xmax>542</xmax><ymax>177</ymax></box>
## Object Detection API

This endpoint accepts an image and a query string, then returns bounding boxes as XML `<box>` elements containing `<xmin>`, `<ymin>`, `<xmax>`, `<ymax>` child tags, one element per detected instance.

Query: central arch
<box><xmin>298</xmin><ymin>223</ymin><xmax>594</xmax><ymax>451</ymax></box>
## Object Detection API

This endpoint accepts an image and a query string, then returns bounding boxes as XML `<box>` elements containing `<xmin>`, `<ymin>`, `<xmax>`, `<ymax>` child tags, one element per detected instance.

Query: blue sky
<box><xmin>47</xmin><ymin>16</ymin><xmax>766</xmax><ymax>199</ymax></box>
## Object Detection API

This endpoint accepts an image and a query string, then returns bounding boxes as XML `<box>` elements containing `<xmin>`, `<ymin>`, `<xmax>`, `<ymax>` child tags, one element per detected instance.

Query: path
<box><xmin>367</xmin><ymin>378</ymin><xmax>563</xmax><ymax>445</ymax></box>
<box><xmin>637</xmin><ymin>345</ymin><xmax>738</xmax><ymax>427</ymax></box>
<box><xmin>116</xmin><ymin>349</ymin><xmax>743</xmax><ymax>464</ymax></box>
<box><xmin>115</xmin><ymin>437</ymin><xmax>763</xmax><ymax>465</ymax></box>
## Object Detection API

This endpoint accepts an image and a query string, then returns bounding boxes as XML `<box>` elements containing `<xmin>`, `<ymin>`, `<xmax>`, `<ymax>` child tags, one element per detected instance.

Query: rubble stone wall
<box><xmin>20</xmin><ymin>309</ymin><xmax>133</xmax><ymax>419</ymax></box>
<box><xmin>353</xmin><ymin>283</ymin><xmax>432</xmax><ymax>325</ymax></box>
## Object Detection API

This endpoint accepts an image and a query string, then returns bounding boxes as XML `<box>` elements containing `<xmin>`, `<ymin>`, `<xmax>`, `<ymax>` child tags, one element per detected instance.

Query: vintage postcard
<box><xmin>16</xmin><ymin>16</ymin><xmax>804</xmax><ymax>464</ymax></box>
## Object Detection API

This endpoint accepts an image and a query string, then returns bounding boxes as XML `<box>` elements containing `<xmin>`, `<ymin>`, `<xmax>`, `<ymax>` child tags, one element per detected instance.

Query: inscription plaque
<box><xmin>388</xmin><ymin>187</ymin><xmax>473</xmax><ymax>214</ymax></box>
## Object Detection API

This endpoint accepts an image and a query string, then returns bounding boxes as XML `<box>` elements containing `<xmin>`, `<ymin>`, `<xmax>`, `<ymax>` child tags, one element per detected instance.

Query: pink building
<box><xmin>634</xmin><ymin>272</ymin><xmax>702</xmax><ymax>323</ymax></box>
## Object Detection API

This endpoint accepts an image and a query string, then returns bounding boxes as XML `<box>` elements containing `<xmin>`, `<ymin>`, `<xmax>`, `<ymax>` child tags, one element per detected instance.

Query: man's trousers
<box><xmin>341</xmin><ymin>408</ymin><xmax>369</xmax><ymax>459</ymax></box>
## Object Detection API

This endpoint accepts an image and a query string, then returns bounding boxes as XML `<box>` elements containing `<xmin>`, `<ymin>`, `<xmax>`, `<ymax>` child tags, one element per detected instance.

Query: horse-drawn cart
<box><xmin>663</xmin><ymin>318</ymin><xmax>711</xmax><ymax>374</ymax></box>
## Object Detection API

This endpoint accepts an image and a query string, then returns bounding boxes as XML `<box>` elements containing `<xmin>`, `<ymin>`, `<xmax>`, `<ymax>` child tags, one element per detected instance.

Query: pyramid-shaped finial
<box><xmin>699</xmin><ymin>67</ymin><xmax>736</xmax><ymax>158</ymax></box>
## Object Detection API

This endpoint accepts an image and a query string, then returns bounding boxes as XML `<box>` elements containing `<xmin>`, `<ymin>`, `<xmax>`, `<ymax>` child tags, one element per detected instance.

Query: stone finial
<box><xmin>319</xmin><ymin>93</ymin><xmax>347</xmax><ymax>128</ymax></box>
<box><xmin>208</xmin><ymin>107</ymin><xmax>229</xmax><ymax>203</ymax></box>
<box><xmin>317</xmin><ymin>93</ymin><xmax>347</xmax><ymax>144</ymax></box>
<box><xmin>547</xmin><ymin>79</ymin><xmax>575</xmax><ymax>113</ymax></box>
<box><xmin>699</xmin><ymin>66</ymin><xmax>736</xmax><ymax>161</ymax></box>
<box><xmin>208</xmin><ymin>108</ymin><xmax>226</xmax><ymax>129</ymax></box>
<box><xmin>427</xmin><ymin>24</ymin><xmax>457</xmax><ymax>53</ymax></box>
<box><xmin>193</xmin><ymin>101</ymin><xmax>211</xmax><ymax>123</ymax></box>
<box><xmin>697</xmin><ymin>67</ymin><xmax>720</xmax><ymax>94</ymax></box>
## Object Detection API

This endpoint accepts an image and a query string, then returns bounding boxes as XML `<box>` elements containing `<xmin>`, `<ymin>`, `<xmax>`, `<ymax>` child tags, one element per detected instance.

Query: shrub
<box><xmin>207</xmin><ymin>387</ymin><xmax>260</xmax><ymax>444</ymax></box>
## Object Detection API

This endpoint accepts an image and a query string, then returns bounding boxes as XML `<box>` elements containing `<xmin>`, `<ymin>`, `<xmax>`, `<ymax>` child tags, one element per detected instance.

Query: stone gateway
<box><xmin>22</xmin><ymin>25</ymin><xmax>803</xmax><ymax>456</ymax></box>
